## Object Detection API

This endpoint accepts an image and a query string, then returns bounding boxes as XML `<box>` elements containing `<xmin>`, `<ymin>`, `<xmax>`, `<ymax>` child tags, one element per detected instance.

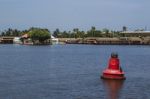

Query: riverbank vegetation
<box><xmin>0</xmin><ymin>27</ymin><xmax>51</xmax><ymax>45</ymax></box>
<box><xmin>1</xmin><ymin>26</ymin><xmax>150</xmax><ymax>45</ymax></box>
<box><xmin>28</xmin><ymin>28</ymin><xmax>50</xmax><ymax>44</ymax></box>
<box><xmin>0</xmin><ymin>26</ymin><xmax>121</xmax><ymax>38</ymax></box>
<box><xmin>53</xmin><ymin>27</ymin><xmax>121</xmax><ymax>38</ymax></box>
<box><xmin>1</xmin><ymin>26</ymin><xmax>148</xmax><ymax>39</ymax></box>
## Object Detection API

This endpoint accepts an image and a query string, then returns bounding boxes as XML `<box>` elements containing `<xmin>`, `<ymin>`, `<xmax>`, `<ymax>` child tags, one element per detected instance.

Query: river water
<box><xmin>0</xmin><ymin>44</ymin><xmax>150</xmax><ymax>99</ymax></box>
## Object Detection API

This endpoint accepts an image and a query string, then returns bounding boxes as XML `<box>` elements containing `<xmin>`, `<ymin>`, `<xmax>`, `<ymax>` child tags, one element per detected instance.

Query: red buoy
<box><xmin>101</xmin><ymin>53</ymin><xmax>126</xmax><ymax>80</ymax></box>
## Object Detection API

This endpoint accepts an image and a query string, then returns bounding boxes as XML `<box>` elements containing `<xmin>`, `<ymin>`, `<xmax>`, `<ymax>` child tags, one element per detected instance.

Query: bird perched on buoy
<box><xmin>101</xmin><ymin>53</ymin><xmax>126</xmax><ymax>80</ymax></box>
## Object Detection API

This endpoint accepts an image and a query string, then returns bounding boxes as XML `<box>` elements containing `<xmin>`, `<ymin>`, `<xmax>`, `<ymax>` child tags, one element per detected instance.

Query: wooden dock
<box><xmin>0</xmin><ymin>37</ymin><xmax>14</xmax><ymax>44</ymax></box>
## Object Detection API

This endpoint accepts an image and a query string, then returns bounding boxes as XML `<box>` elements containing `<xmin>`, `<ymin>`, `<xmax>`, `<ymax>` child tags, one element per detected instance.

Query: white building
<box><xmin>120</xmin><ymin>31</ymin><xmax>150</xmax><ymax>37</ymax></box>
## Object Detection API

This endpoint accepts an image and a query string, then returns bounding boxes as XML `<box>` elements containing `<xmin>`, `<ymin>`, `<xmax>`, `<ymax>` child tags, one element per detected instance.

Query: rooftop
<box><xmin>121</xmin><ymin>31</ymin><xmax>150</xmax><ymax>34</ymax></box>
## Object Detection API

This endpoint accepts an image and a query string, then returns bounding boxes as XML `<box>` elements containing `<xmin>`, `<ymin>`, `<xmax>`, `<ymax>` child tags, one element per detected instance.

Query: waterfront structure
<box><xmin>0</xmin><ymin>36</ymin><xmax>14</xmax><ymax>44</ymax></box>
<box><xmin>64</xmin><ymin>37</ymin><xmax>150</xmax><ymax>45</ymax></box>
<box><xmin>21</xmin><ymin>34</ymin><xmax>33</xmax><ymax>45</ymax></box>
<box><xmin>120</xmin><ymin>31</ymin><xmax>150</xmax><ymax>37</ymax></box>
<box><xmin>51</xmin><ymin>35</ymin><xmax>59</xmax><ymax>44</ymax></box>
<box><xmin>21</xmin><ymin>33</ymin><xmax>51</xmax><ymax>45</ymax></box>
<box><xmin>13</xmin><ymin>37</ymin><xmax>22</xmax><ymax>44</ymax></box>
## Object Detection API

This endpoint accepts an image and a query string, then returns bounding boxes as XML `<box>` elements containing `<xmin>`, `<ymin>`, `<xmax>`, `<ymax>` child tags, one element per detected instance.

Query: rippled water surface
<box><xmin>0</xmin><ymin>44</ymin><xmax>150</xmax><ymax>99</ymax></box>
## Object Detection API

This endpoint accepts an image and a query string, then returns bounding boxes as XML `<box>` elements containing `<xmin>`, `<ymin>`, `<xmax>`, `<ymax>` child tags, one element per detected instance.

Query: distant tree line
<box><xmin>0</xmin><ymin>27</ymin><xmax>50</xmax><ymax>37</ymax></box>
<box><xmin>0</xmin><ymin>26</ymin><xmax>121</xmax><ymax>38</ymax></box>
<box><xmin>0</xmin><ymin>28</ymin><xmax>22</xmax><ymax>36</ymax></box>
<box><xmin>0</xmin><ymin>28</ymin><xmax>30</xmax><ymax>37</ymax></box>
<box><xmin>53</xmin><ymin>26</ymin><xmax>120</xmax><ymax>38</ymax></box>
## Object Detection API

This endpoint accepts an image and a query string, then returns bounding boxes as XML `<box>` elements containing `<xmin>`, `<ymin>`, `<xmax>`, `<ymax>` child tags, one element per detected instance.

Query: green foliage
<box><xmin>50</xmin><ymin>27</ymin><xmax>121</xmax><ymax>38</ymax></box>
<box><xmin>53</xmin><ymin>28</ymin><xmax>60</xmax><ymax>37</ymax></box>
<box><xmin>28</xmin><ymin>28</ymin><xmax>50</xmax><ymax>42</ymax></box>
<box><xmin>0</xmin><ymin>26</ymin><xmax>122</xmax><ymax>38</ymax></box>
<box><xmin>0</xmin><ymin>28</ymin><xmax>21</xmax><ymax>36</ymax></box>
<box><xmin>85</xmin><ymin>27</ymin><xmax>102</xmax><ymax>37</ymax></box>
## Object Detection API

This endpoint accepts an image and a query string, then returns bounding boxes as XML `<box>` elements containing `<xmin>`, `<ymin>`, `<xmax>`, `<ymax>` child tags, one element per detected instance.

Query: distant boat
<box><xmin>51</xmin><ymin>35</ymin><xmax>59</xmax><ymax>44</ymax></box>
<box><xmin>13</xmin><ymin>37</ymin><xmax>22</xmax><ymax>44</ymax></box>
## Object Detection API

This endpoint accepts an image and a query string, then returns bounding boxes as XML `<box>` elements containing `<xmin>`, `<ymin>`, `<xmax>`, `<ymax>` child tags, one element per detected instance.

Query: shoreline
<box><xmin>1</xmin><ymin>37</ymin><xmax>150</xmax><ymax>45</ymax></box>
<box><xmin>59</xmin><ymin>37</ymin><xmax>150</xmax><ymax>45</ymax></box>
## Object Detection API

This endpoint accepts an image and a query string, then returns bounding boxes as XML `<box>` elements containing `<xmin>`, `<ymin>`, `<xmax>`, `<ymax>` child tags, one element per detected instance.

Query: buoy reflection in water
<box><xmin>102</xmin><ymin>79</ymin><xmax>125</xmax><ymax>99</ymax></box>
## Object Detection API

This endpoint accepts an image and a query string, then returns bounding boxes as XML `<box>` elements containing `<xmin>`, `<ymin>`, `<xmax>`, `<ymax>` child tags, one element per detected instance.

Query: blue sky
<box><xmin>0</xmin><ymin>0</ymin><xmax>150</xmax><ymax>31</ymax></box>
